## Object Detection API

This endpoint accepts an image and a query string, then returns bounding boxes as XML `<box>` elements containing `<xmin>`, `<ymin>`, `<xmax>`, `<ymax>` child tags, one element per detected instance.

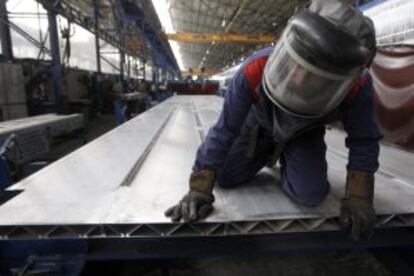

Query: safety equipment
<box><xmin>340</xmin><ymin>170</ymin><xmax>376</xmax><ymax>241</ymax></box>
<box><xmin>262</xmin><ymin>0</ymin><xmax>376</xmax><ymax>118</ymax></box>
<box><xmin>165</xmin><ymin>170</ymin><xmax>215</xmax><ymax>222</ymax></box>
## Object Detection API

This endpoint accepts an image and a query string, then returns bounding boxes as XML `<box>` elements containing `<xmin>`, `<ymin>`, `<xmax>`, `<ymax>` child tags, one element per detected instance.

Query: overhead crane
<box><xmin>166</xmin><ymin>32</ymin><xmax>277</xmax><ymax>44</ymax></box>
<box><xmin>167</xmin><ymin>32</ymin><xmax>276</xmax><ymax>75</ymax></box>
<box><xmin>182</xmin><ymin>68</ymin><xmax>219</xmax><ymax>77</ymax></box>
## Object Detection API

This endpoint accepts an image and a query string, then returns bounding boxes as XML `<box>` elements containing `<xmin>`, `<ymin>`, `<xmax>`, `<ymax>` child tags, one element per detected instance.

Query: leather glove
<box><xmin>165</xmin><ymin>170</ymin><xmax>215</xmax><ymax>222</ymax></box>
<box><xmin>340</xmin><ymin>170</ymin><xmax>376</xmax><ymax>241</ymax></box>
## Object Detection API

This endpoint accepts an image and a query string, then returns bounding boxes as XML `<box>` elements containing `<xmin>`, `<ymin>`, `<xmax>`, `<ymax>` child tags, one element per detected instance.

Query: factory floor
<box><xmin>14</xmin><ymin>114</ymin><xmax>118</xmax><ymax>181</ymax></box>
<box><xmin>45</xmin><ymin>114</ymin><xmax>118</xmax><ymax>161</ymax></box>
<box><xmin>81</xmin><ymin>251</ymin><xmax>393</xmax><ymax>276</ymax></box>
<box><xmin>43</xmin><ymin>114</ymin><xmax>400</xmax><ymax>276</ymax></box>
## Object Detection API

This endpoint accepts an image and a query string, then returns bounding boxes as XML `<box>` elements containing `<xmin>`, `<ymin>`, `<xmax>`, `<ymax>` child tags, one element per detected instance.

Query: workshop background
<box><xmin>0</xmin><ymin>0</ymin><xmax>413</xmax><ymax>275</ymax></box>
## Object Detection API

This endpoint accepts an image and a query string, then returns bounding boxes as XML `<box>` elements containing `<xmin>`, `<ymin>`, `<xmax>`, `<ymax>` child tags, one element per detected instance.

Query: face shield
<box><xmin>263</xmin><ymin>35</ymin><xmax>359</xmax><ymax>118</ymax></box>
<box><xmin>263</xmin><ymin>6</ymin><xmax>376</xmax><ymax>118</ymax></box>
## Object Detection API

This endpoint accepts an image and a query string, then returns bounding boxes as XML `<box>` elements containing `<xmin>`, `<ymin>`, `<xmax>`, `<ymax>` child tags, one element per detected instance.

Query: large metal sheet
<box><xmin>0</xmin><ymin>96</ymin><xmax>413</xmax><ymax>240</ymax></box>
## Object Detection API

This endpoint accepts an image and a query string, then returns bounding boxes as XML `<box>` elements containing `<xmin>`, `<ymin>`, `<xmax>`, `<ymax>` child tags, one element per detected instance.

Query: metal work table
<box><xmin>0</xmin><ymin>96</ymin><xmax>413</xmax><ymax>243</ymax></box>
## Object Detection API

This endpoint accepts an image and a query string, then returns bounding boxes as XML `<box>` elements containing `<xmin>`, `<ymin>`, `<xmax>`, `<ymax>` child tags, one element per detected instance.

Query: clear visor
<box><xmin>263</xmin><ymin>41</ymin><xmax>359</xmax><ymax>118</ymax></box>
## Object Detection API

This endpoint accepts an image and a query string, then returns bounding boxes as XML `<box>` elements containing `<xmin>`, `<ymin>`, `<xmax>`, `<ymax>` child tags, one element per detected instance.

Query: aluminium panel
<box><xmin>0</xmin><ymin>96</ymin><xmax>413</xmax><ymax>240</ymax></box>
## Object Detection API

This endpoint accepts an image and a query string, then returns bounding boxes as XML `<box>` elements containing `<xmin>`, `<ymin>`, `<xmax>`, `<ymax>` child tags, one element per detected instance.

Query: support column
<box><xmin>119</xmin><ymin>50</ymin><xmax>125</xmax><ymax>81</ymax></box>
<box><xmin>127</xmin><ymin>56</ymin><xmax>131</xmax><ymax>78</ymax></box>
<box><xmin>93</xmin><ymin>0</ymin><xmax>101</xmax><ymax>74</ymax></box>
<box><xmin>47</xmin><ymin>8</ymin><xmax>64</xmax><ymax>113</ymax></box>
<box><xmin>0</xmin><ymin>0</ymin><xmax>13</xmax><ymax>59</ymax></box>
<box><xmin>142</xmin><ymin>61</ymin><xmax>145</xmax><ymax>80</ymax></box>
<box><xmin>92</xmin><ymin>0</ymin><xmax>104</xmax><ymax>114</ymax></box>
<box><xmin>152</xmin><ymin>67</ymin><xmax>156</xmax><ymax>83</ymax></box>
<box><xmin>160</xmin><ymin>68</ymin><xmax>165</xmax><ymax>84</ymax></box>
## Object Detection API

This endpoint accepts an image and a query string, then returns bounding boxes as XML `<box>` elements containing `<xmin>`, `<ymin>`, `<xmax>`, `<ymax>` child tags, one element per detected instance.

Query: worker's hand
<box><xmin>340</xmin><ymin>197</ymin><xmax>376</xmax><ymax>240</ymax></box>
<box><xmin>165</xmin><ymin>191</ymin><xmax>214</xmax><ymax>222</ymax></box>
<box><xmin>339</xmin><ymin>170</ymin><xmax>376</xmax><ymax>241</ymax></box>
<box><xmin>165</xmin><ymin>170</ymin><xmax>216</xmax><ymax>222</ymax></box>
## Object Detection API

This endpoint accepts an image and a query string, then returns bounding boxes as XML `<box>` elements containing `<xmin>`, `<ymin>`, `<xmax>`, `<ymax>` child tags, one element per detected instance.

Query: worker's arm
<box><xmin>341</xmin><ymin>73</ymin><xmax>383</xmax><ymax>174</ymax></box>
<box><xmin>193</xmin><ymin>69</ymin><xmax>255</xmax><ymax>171</ymax></box>
<box><xmin>165</xmin><ymin>67</ymin><xmax>255</xmax><ymax>222</ymax></box>
<box><xmin>339</xmin><ymin>73</ymin><xmax>383</xmax><ymax>240</ymax></box>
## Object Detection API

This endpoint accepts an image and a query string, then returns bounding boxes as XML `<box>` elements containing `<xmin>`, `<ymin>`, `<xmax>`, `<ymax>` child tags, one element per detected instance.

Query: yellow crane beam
<box><xmin>182</xmin><ymin>68</ymin><xmax>219</xmax><ymax>77</ymax></box>
<box><xmin>166</xmin><ymin>33</ymin><xmax>277</xmax><ymax>44</ymax></box>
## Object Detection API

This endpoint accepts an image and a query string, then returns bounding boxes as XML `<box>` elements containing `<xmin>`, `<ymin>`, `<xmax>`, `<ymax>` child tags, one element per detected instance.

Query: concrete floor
<box><xmin>16</xmin><ymin>114</ymin><xmax>118</xmax><ymax>179</ymax></box>
<box><xmin>82</xmin><ymin>251</ymin><xmax>392</xmax><ymax>276</ymax></box>
<box><xmin>45</xmin><ymin>114</ymin><xmax>118</xmax><ymax>161</ymax></box>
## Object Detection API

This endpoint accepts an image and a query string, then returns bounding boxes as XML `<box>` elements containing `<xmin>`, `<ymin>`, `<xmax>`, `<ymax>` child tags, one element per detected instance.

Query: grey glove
<box><xmin>340</xmin><ymin>170</ymin><xmax>376</xmax><ymax>241</ymax></box>
<box><xmin>165</xmin><ymin>170</ymin><xmax>215</xmax><ymax>222</ymax></box>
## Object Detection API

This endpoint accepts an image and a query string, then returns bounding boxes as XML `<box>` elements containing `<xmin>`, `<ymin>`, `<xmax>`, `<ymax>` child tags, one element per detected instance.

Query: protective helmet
<box><xmin>262</xmin><ymin>0</ymin><xmax>376</xmax><ymax>118</ymax></box>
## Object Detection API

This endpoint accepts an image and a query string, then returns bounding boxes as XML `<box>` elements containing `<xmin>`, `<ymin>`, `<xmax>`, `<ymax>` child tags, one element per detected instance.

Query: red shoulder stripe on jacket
<box><xmin>344</xmin><ymin>77</ymin><xmax>368</xmax><ymax>104</ymax></box>
<box><xmin>243</xmin><ymin>57</ymin><xmax>268</xmax><ymax>103</ymax></box>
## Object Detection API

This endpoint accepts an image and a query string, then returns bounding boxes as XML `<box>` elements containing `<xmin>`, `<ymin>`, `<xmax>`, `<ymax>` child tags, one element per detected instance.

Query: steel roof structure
<box><xmin>167</xmin><ymin>0</ymin><xmax>378</xmax><ymax>72</ymax></box>
<box><xmin>168</xmin><ymin>0</ymin><xmax>309</xmax><ymax>71</ymax></box>
<box><xmin>37</xmin><ymin>0</ymin><xmax>180</xmax><ymax>75</ymax></box>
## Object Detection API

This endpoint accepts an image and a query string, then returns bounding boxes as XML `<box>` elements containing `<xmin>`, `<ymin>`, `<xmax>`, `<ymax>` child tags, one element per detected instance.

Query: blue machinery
<box><xmin>0</xmin><ymin>135</ymin><xmax>15</xmax><ymax>190</ymax></box>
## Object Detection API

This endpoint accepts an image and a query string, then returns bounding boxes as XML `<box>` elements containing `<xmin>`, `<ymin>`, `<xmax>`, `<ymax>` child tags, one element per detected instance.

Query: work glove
<box><xmin>165</xmin><ymin>170</ymin><xmax>215</xmax><ymax>222</ymax></box>
<box><xmin>340</xmin><ymin>170</ymin><xmax>376</xmax><ymax>241</ymax></box>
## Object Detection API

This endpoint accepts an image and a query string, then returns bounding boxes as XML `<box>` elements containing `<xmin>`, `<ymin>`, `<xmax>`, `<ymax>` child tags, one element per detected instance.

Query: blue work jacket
<box><xmin>193</xmin><ymin>48</ymin><xmax>383</xmax><ymax>174</ymax></box>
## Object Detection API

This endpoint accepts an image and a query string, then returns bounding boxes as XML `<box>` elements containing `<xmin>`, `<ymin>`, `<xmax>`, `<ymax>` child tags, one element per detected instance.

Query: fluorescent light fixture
<box><xmin>152</xmin><ymin>0</ymin><xmax>185</xmax><ymax>70</ymax></box>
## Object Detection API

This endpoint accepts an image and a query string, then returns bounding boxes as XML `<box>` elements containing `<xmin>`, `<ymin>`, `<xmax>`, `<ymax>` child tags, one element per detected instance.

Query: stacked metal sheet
<box><xmin>0</xmin><ymin>114</ymin><xmax>84</xmax><ymax>139</ymax></box>
<box><xmin>0</xmin><ymin>96</ymin><xmax>412</xmax><ymax>240</ymax></box>
<box><xmin>0</xmin><ymin>114</ymin><xmax>84</xmax><ymax>164</ymax></box>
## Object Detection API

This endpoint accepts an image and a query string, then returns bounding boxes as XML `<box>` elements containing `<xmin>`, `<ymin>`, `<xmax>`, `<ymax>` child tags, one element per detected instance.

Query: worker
<box><xmin>165</xmin><ymin>0</ymin><xmax>382</xmax><ymax>241</ymax></box>
<box><xmin>185</xmin><ymin>68</ymin><xmax>195</xmax><ymax>82</ymax></box>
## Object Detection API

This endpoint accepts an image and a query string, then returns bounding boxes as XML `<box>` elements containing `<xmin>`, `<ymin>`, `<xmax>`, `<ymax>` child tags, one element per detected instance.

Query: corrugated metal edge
<box><xmin>1</xmin><ymin>213</ymin><xmax>413</xmax><ymax>240</ymax></box>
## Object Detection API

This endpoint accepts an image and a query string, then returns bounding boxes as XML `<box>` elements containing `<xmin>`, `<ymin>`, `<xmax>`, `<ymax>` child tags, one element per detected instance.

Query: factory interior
<box><xmin>0</xmin><ymin>0</ymin><xmax>413</xmax><ymax>275</ymax></box>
